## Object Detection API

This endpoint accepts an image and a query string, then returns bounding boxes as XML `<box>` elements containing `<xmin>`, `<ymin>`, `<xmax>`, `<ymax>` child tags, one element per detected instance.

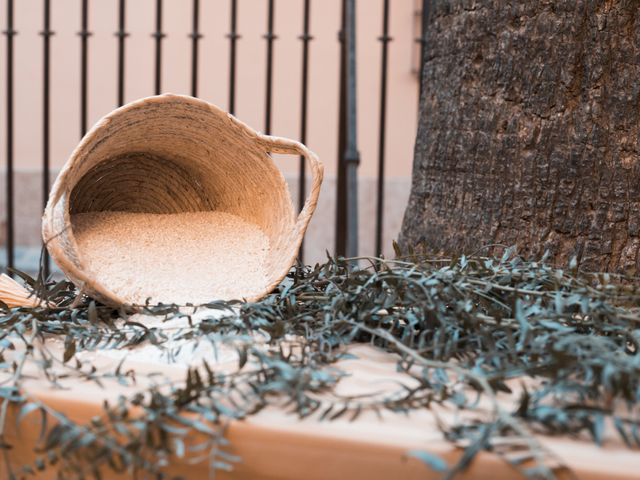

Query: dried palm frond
<box><xmin>0</xmin><ymin>273</ymin><xmax>46</xmax><ymax>308</ymax></box>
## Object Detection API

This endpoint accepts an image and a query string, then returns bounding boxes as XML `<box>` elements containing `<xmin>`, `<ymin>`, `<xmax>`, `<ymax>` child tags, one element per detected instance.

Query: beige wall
<box><xmin>0</xmin><ymin>0</ymin><xmax>420</xmax><ymax>265</ymax></box>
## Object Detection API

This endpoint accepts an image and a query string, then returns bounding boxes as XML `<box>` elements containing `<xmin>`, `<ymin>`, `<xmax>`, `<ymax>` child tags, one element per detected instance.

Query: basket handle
<box><xmin>259</xmin><ymin>135</ymin><xmax>324</xmax><ymax>235</ymax></box>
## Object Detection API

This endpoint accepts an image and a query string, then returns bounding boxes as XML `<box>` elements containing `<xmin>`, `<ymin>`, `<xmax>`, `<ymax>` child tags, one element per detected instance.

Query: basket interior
<box><xmin>63</xmin><ymin>97</ymin><xmax>297</xmax><ymax>302</ymax></box>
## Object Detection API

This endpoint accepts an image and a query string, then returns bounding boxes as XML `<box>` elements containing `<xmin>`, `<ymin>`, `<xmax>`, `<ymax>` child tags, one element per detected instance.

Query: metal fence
<box><xmin>2</xmin><ymin>0</ymin><xmax>428</xmax><ymax>275</ymax></box>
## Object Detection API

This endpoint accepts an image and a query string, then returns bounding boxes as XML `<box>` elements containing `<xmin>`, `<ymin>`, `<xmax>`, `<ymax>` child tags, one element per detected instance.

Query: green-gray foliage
<box><xmin>0</xmin><ymin>246</ymin><xmax>639</xmax><ymax>479</ymax></box>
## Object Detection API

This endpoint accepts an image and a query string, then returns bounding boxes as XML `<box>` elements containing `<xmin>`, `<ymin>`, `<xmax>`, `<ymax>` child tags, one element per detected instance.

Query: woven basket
<box><xmin>42</xmin><ymin>94</ymin><xmax>323</xmax><ymax>307</ymax></box>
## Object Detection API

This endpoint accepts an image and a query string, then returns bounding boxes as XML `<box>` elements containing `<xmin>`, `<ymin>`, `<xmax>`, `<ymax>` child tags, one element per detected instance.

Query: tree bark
<box><xmin>400</xmin><ymin>0</ymin><xmax>640</xmax><ymax>273</ymax></box>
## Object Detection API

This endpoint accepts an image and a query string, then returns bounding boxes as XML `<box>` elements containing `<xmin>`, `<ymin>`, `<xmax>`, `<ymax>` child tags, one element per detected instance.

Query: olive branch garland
<box><xmin>0</xmin><ymin>248</ymin><xmax>639</xmax><ymax>479</ymax></box>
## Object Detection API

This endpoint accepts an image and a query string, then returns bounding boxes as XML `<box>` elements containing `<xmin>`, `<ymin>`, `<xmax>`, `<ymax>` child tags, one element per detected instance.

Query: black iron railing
<box><xmin>4</xmin><ymin>0</ymin><xmax>15</xmax><ymax>273</ymax></box>
<box><xmin>264</xmin><ymin>0</ymin><xmax>276</xmax><ymax>135</ymax></box>
<box><xmin>116</xmin><ymin>0</ymin><xmax>128</xmax><ymax>107</ymax></box>
<box><xmin>190</xmin><ymin>0</ymin><xmax>202</xmax><ymax>98</ymax></box>
<box><xmin>41</xmin><ymin>0</ymin><xmax>53</xmax><ymax>276</ymax></box>
<box><xmin>153</xmin><ymin>0</ymin><xmax>165</xmax><ymax>96</ymax></box>
<box><xmin>335</xmin><ymin>0</ymin><xmax>360</xmax><ymax>258</ymax></box>
<box><xmin>375</xmin><ymin>0</ymin><xmax>391</xmax><ymax>257</ymax></box>
<box><xmin>227</xmin><ymin>0</ymin><xmax>239</xmax><ymax>114</ymax></box>
<box><xmin>298</xmin><ymin>0</ymin><xmax>312</xmax><ymax>260</ymax></box>
<box><xmin>2</xmin><ymin>0</ymin><xmax>429</xmax><ymax>275</ymax></box>
<box><xmin>79</xmin><ymin>0</ymin><xmax>90</xmax><ymax>138</ymax></box>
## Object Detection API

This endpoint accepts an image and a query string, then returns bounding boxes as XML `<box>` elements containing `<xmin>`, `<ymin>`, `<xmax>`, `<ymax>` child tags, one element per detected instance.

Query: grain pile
<box><xmin>71</xmin><ymin>211</ymin><xmax>270</xmax><ymax>305</ymax></box>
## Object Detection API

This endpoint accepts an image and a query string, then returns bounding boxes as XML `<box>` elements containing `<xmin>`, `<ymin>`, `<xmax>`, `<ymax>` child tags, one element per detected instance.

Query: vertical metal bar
<box><xmin>343</xmin><ymin>0</ymin><xmax>359</xmax><ymax>258</ymax></box>
<box><xmin>3</xmin><ymin>0</ymin><xmax>16</xmax><ymax>273</ymax></box>
<box><xmin>335</xmin><ymin>0</ymin><xmax>347</xmax><ymax>256</ymax></box>
<box><xmin>190</xmin><ymin>0</ymin><xmax>202</xmax><ymax>97</ymax></box>
<box><xmin>79</xmin><ymin>0</ymin><xmax>91</xmax><ymax>137</ymax></box>
<box><xmin>116</xmin><ymin>0</ymin><xmax>128</xmax><ymax>106</ymax></box>
<box><xmin>297</xmin><ymin>0</ymin><xmax>312</xmax><ymax>261</ymax></box>
<box><xmin>375</xmin><ymin>0</ymin><xmax>391</xmax><ymax>256</ymax></box>
<box><xmin>153</xmin><ymin>0</ymin><xmax>164</xmax><ymax>95</ymax></box>
<box><xmin>264</xmin><ymin>0</ymin><xmax>276</xmax><ymax>135</ymax></box>
<box><xmin>335</xmin><ymin>0</ymin><xmax>359</xmax><ymax>258</ymax></box>
<box><xmin>418</xmin><ymin>0</ymin><xmax>428</xmax><ymax>99</ymax></box>
<box><xmin>227</xmin><ymin>0</ymin><xmax>239</xmax><ymax>115</ymax></box>
<box><xmin>41</xmin><ymin>0</ymin><xmax>54</xmax><ymax>276</ymax></box>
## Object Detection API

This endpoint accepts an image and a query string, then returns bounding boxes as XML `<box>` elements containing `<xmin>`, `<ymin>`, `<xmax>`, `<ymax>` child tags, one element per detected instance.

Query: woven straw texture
<box><xmin>0</xmin><ymin>274</ymin><xmax>43</xmax><ymax>308</ymax></box>
<box><xmin>42</xmin><ymin>94</ymin><xmax>323</xmax><ymax>307</ymax></box>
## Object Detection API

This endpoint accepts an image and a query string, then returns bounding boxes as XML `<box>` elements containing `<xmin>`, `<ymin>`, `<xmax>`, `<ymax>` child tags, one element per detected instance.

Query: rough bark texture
<box><xmin>400</xmin><ymin>0</ymin><xmax>640</xmax><ymax>272</ymax></box>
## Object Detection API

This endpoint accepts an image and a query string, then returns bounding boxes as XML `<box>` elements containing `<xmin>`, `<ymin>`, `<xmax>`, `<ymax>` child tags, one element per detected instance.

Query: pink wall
<box><xmin>0</xmin><ymin>0</ymin><xmax>421</xmax><ymax>262</ymax></box>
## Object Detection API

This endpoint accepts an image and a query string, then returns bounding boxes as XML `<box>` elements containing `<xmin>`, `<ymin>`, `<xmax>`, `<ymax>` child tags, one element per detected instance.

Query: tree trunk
<box><xmin>400</xmin><ymin>0</ymin><xmax>640</xmax><ymax>273</ymax></box>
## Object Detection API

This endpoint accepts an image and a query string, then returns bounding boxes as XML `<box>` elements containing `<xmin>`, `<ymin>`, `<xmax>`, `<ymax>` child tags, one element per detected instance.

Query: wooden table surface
<box><xmin>2</xmin><ymin>313</ymin><xmax>639</xmax><ymax>480</ymax></box>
